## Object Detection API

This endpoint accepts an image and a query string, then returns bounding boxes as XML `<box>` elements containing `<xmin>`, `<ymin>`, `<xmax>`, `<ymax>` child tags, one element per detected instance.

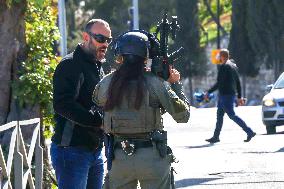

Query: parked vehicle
<box><xmin>262</xmin><ymin>72</ymin><xmax>284</xmax><ymax>134</ymax></box>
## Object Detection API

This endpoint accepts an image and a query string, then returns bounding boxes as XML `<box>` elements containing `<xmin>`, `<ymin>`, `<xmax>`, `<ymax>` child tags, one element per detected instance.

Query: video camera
<box><xmin>113</xmin><ymin>11</ymin><xmax>184</xmax><ymax>81</ymax></box>
<box><xmin>149</xmin><ymin>11</ymin><xmax>185</xmax><ymax>80</ymax></box>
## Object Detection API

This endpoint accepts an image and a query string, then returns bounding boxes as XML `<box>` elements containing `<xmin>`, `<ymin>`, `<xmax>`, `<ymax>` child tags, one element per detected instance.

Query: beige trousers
<box><xmin>104</xmin><ymin>146</ymin><xmax>172</xmax><ymax>189</ymax></box>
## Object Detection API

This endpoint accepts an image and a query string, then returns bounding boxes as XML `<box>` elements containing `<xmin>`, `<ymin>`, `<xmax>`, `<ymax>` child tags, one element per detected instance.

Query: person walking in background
<box><xmin>93</xmin><ymin>31</ymin><xmax>190</xmax><ymax>188</ymax></box>
<box><xmin>205</xmin><ymin>49</ymin><xmax>256</xmax><ymax>144</ymax></box>
<box><xmin>51</xmin><ymin>19</ymin><xmax>112</xmax><ymax>189</ymax></box>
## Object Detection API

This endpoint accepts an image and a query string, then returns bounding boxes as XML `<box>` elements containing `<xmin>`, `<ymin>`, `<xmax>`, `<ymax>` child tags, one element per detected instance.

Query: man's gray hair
<box><xmin>220</xmin><ymin>48</ymin><xmax>229</xmax><ymax>59</ymax></box>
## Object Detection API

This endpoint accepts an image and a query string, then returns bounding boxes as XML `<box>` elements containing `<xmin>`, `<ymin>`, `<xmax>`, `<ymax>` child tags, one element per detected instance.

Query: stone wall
<box><xmin>183</xmin><ymin>66</ymin><xmax>275</xmax><ymax>107</ymax></box>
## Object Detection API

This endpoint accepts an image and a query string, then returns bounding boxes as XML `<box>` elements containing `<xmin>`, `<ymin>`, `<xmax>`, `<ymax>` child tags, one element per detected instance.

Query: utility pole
<box><xmin>132</xmin><ymin>0</ymin><xmax>139</xmax><ymax>29</ymax></box>
<box><xmin>58</xmin><ymin>0</ymin><xmax>67</xmax><ymax>57</ymax></box>
<box><xmin>217</xmin><ymin>0</ymin><xmax>220</xmax><ymax>49</ymax></box>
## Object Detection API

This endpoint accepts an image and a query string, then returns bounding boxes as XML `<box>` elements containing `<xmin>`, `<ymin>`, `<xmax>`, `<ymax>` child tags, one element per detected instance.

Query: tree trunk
<box><xmin>275</xmin><ymin>39</ymin><xmax>281</xmax><ymax>79</ymax></box>
<box><xmin>0</xmin><ymin>1</ymin><xmax>26</xmax><ymax>124</ymax></box>
<box><xmin>241</xmin><ymin>75</ymin><xmax>246</xmax><ymax>98</ymax></box>
<box><xmin>39</xmin><ymin>108</ymin><xmax>57</xmax><ymax>188</ymax></box>
<box><xmin>66</xmin><ymin>1</ymin><xmax>76</xmax><ymax>39</ymax></box>
<box><xmin>187</xmin><ymin>61</ymin><xmax>194</xmax><ymax>106</ymax></box>
<box><xmin>188</xmin><ymin>76</ymin><xmax>193</xmax><ymax>106</ymax></box>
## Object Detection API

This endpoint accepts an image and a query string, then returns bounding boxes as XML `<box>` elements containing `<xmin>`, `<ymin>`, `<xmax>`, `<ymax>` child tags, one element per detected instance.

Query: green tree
<box><xmin>66</xmin><ymin>0</ymin><xmax>130</xmax><ymax>45</ymax></box>
<box><xmin>246</xmin><ymin>0</ymin><xmax>284</xmax><ymax>80</ymax></box>
<box><xmin>228</xmin><ymin>0</ymin><xmax>258</xmax><ymax>77</ymax></box>
<box><xmin>229</xmin><ymin>0</ymin><xmax>284</xmax><ymax>81</ymax></box>
<box><xmin>65</xmin><ymin>0</ymin><xmax>176</xmax><ymax>39</ymax></box>
<box><xmin>174</xmin><ymin>0</ymin><xmax>206</xmax><ymax>103</ymax></box>
<box><xmin>228</xmin><ymin>0</ymin><xmax>258</xmax><ymax>97</ymax></box>
<box><xmin>0</xmin><ymin>0</ymin><xmax>59</xmax><ymax>187</ymax></box>
<box><xmin>198</xmin><ymin>0</ymin><xmax>232</xmax><ymax>46</ymax></box>
<box><xmin>175</xmin><ymin>0</ymin><xmax>205</xmax><ymax>77</ymax></box>
<box><xmin>66</xmin><ymin>0</ymin><xmax>177</xmax><ymax>72</ymax></box>
<box><xmin>15</xmin><ymin>1</ymin><xmax>60</xmax><ymax>128</ymax></box>
<box><xmin>0</xmin><ymin>0</ymin><xmax>26</xmax><ymax>124</ymax></box>
<box><xmin>139</xmin><ymin>0</ymin><xmax>175</xmax><ymax>31</ymax></box>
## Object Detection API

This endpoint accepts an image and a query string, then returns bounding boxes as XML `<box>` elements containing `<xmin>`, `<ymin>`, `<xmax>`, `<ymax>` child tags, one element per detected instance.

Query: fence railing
<box><xmin>0</xmin><ymin>118</ymin><xmax>43</xmax><ymax>189</ymax></box>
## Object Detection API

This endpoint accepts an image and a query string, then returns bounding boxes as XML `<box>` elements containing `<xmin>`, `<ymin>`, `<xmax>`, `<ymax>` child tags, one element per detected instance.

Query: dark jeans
<box><xmin>213</xmin><ymin>95</ymin><xmax>254</xmax><ymax>138</ymax></box>
<box><xmin>50</xmin><ymin>143</ymin><xmax>104</xmax><ymax>189</ymax></box>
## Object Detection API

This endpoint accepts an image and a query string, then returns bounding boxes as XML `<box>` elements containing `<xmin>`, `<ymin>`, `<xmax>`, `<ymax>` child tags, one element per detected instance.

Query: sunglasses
<box><xmin>88</xmin><ymin>32</ymin><xmax>112</xmax><ymax>44</ymax></box>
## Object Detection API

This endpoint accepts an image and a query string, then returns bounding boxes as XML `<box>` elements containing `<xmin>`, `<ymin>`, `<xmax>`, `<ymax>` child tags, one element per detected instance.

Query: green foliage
<box><xmin>198</xmin><ymin>0</ymin><xmax>231</xmax><ymax>23</ymax></box>
<box><xmin>52</xmin><ymin>184</ymin><xmax>58</xmax><ymax>189</ymax></box>
<box><xmin>198</xmin><ymin>0</ymin><xmax>232</xmax><ymax>46</ymax></box>
<box><xmin>13</xmin><ymin>1</ymin><xmax>60</xmax><ymax>134</ymax></box>
<box><xmin>6</xmin><ymin>0</ymin><xmax>45</xmax><ymax>7</ymax></box>
<box><xmin>5</xmin><ymin>0</ymin><xmax>18</xmax><ymax>7</ymax></box>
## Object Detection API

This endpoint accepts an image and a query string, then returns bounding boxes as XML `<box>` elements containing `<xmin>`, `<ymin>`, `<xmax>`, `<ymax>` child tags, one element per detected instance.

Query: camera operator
<box><xmin>93</xmin><ymin>31</ymin><xmax>190</xmax><ymax>188</ymax></box>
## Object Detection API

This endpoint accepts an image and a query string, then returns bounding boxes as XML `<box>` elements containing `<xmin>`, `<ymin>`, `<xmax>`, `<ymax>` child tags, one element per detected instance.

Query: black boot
<box><xmin>244</xmin><ymin>132</ymin><xmax>256</xmax><ymax>142</ymax></box>
<box><xmin>205</xmin><ymin>137</ymin><xmax>220</xmax><ymax>143</ymax></box>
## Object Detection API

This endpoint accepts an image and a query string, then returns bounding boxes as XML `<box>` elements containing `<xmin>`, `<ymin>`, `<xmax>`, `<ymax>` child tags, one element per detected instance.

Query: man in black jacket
<box><xmin>50</xmin><ymin>19</ymin><xmax>112</xmax><ymax>189</ymax></box>
<box><xmin>205</xmin><ymin>49</ymin><xmax>256</xmax><ymax>144</ymax></box>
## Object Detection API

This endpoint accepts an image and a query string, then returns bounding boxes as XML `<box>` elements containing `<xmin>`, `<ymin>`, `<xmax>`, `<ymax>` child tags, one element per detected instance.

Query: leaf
<box><xmin>30</xmin><ymin>0</ymin><xmax>45</xmax><ymax>8</ymax></box>
<box><xmin>13</xmin><ymin>0</ymin><xmax>59</xmax><ymax>135</ymax></box>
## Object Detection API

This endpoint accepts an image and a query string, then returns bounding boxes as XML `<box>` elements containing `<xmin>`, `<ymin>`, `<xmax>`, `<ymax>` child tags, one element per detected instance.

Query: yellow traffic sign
<box><xmin>211</xmin><ymin>49</ymin><xmax>221</xmax><ymax>64</ymax></box>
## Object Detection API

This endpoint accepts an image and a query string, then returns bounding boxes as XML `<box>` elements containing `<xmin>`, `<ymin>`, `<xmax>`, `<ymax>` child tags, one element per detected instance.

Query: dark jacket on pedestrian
<box><xmin>208</xmin><ymin>60</ymin><xmax>241</xmax><ymax>98</ymax></box>
<box><xmin>52</xmin><ymin>44</ymin><xmax>104</xmax><ymax>150</ymax></box>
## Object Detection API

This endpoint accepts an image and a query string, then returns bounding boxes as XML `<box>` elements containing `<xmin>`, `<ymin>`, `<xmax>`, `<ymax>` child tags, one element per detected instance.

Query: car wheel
<box><xmin>266</xmin><ymin>125</ymin><xmax>276</xmax><ymax>134</ymax></box>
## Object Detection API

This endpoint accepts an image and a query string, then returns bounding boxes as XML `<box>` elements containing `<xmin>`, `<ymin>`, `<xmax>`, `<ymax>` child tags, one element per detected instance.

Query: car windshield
<box><xmin>274</xmin><ymin>74</ymin><xmax>284</xmax><ymax>89</ymax></box>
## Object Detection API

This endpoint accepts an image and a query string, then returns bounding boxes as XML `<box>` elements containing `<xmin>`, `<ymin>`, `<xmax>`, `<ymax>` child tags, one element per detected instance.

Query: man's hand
<box><xmin>204</xmin><ymin>92</ymin><xmax>209</xmax><ymax>102</ymax></box>
<box><xmin>237</xmin><ymin>98</ymin><xmax>246</xmax><ymax>106</ymax></box>
<box><xmin>167</xmin><ymin>65</ymin><xmax>180</xmax><ymax>84</ymax></box>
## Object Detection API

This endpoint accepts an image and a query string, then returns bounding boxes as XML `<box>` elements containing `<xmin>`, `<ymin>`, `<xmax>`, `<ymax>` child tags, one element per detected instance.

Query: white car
<box><xmin>262</xmin><ymin>72</ymin><xmax>284</xmax><ymax>134</ymax></box>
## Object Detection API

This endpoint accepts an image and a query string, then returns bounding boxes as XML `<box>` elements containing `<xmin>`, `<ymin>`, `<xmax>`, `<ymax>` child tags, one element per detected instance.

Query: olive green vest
<box><xmin>104</xmin><ymin>81</ymin><xmax>163</xmax><ymax>135</ymax></box>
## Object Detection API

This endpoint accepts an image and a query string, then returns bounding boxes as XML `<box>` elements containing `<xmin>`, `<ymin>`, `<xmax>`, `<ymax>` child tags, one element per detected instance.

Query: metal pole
<box><xmin>132</xmin><ymin>0</ymin><xmax>139</xmax><ymax>29</ymax></box>
<box><xmin>217</xmin><ymin>0</ymin><xmax>220</xmax><ymax>49</ymax></box>
<box><xmin>14</xmin><ymin>98</ymin><xmax>23</xmax><ymax>189</ymax></box>
<box><xmin>0</xmin><ymin>166</ymin><xmax>2</xmax><ymax>189</ymax></box>
<box><xmin>58</xmin><ymin>0</ymin><xmax>67</xmax><ymax>57</ymax></box>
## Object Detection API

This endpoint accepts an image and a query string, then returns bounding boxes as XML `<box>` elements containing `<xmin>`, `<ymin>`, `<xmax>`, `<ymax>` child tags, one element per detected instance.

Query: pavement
<box><xmin>164</xmin><ymin>106</ymin><xmax>284</xmax><ymax>189</ymax></box>
<box><xmin>47</xmin><ymin>106</ymin><xmax>284</xmax><ymax>188</ymax></box>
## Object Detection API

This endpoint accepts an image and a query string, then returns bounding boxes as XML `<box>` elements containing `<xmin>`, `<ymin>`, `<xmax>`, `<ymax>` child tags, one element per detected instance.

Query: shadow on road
<box><xmin>260</xmin><ymin>130</ymin><xmax>284</xmax><ymax>135</ymax></box>
<box><xmin>175</xmin><ymin>177</ymin><xmax>221</xmax><ymax>188</ymax></box>
<box><xmin>275</xmin><ymin>147</ymin><xmax>284</xmax><ymax>152</ymax></box>
<box><xmin>185</xmin><ymin>144</ymin><xmax>214</xmax><ymax>149</ymax></box>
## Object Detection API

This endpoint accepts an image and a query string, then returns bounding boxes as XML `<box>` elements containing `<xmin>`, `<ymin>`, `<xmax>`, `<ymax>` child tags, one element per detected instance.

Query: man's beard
<box><xmin>86</xmin><ymin>41</ymin><xmax>97</xmax><ymax>59</ymax></box>
<box><xmin>87</xmin><ymin>41</ymin><xmax>107</xmax><ymax>62</ymax></box>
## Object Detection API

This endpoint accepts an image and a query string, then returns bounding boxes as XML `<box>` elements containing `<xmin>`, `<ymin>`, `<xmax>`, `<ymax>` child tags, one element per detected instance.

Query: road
<box><xmin>164</xmin><ymin>106</ymin><xmax>284</xmax><ymax>189</ymax></box>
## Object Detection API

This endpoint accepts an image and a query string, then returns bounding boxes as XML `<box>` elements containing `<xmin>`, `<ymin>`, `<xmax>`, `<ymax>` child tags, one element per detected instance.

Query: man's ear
<box><xmin>82</xmin><ymin>32</ymin><xmax>90</xmax><ymax>42</ymax></box>
<box><xmin>144</xmin><ymin>58</ymin><xmax>148</xmax><ymax>64</ymax></box>
<box><xmin>115</xmin><ymin>55</ymin><xmax>123</xmax><ymax>64</ymax></box>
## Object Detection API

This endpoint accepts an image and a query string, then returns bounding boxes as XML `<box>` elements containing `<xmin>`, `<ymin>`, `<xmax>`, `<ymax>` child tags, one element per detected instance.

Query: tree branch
<box><xmin>203</xmin><ymin>0</ymin><xmax>228</xmax><ymax>36</ymax></box>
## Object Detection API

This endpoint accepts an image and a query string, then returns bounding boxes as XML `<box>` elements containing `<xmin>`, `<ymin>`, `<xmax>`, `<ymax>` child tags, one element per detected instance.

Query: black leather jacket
<box><xmin>52</xmin><ymin>44</ymin><xmax>104</xmax><ymax>150</ymax></box>
<box><xmin>208</xmin><ymin>60</ymin><xmax>241</xmax><ymax>98</ymax></box>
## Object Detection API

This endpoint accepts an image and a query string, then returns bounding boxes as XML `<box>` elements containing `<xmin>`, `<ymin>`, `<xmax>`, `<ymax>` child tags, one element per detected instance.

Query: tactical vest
<box><xmin>104</xmin><ymin>80</ymin><xmax>163</xmax><ymax>135</ymax></box>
